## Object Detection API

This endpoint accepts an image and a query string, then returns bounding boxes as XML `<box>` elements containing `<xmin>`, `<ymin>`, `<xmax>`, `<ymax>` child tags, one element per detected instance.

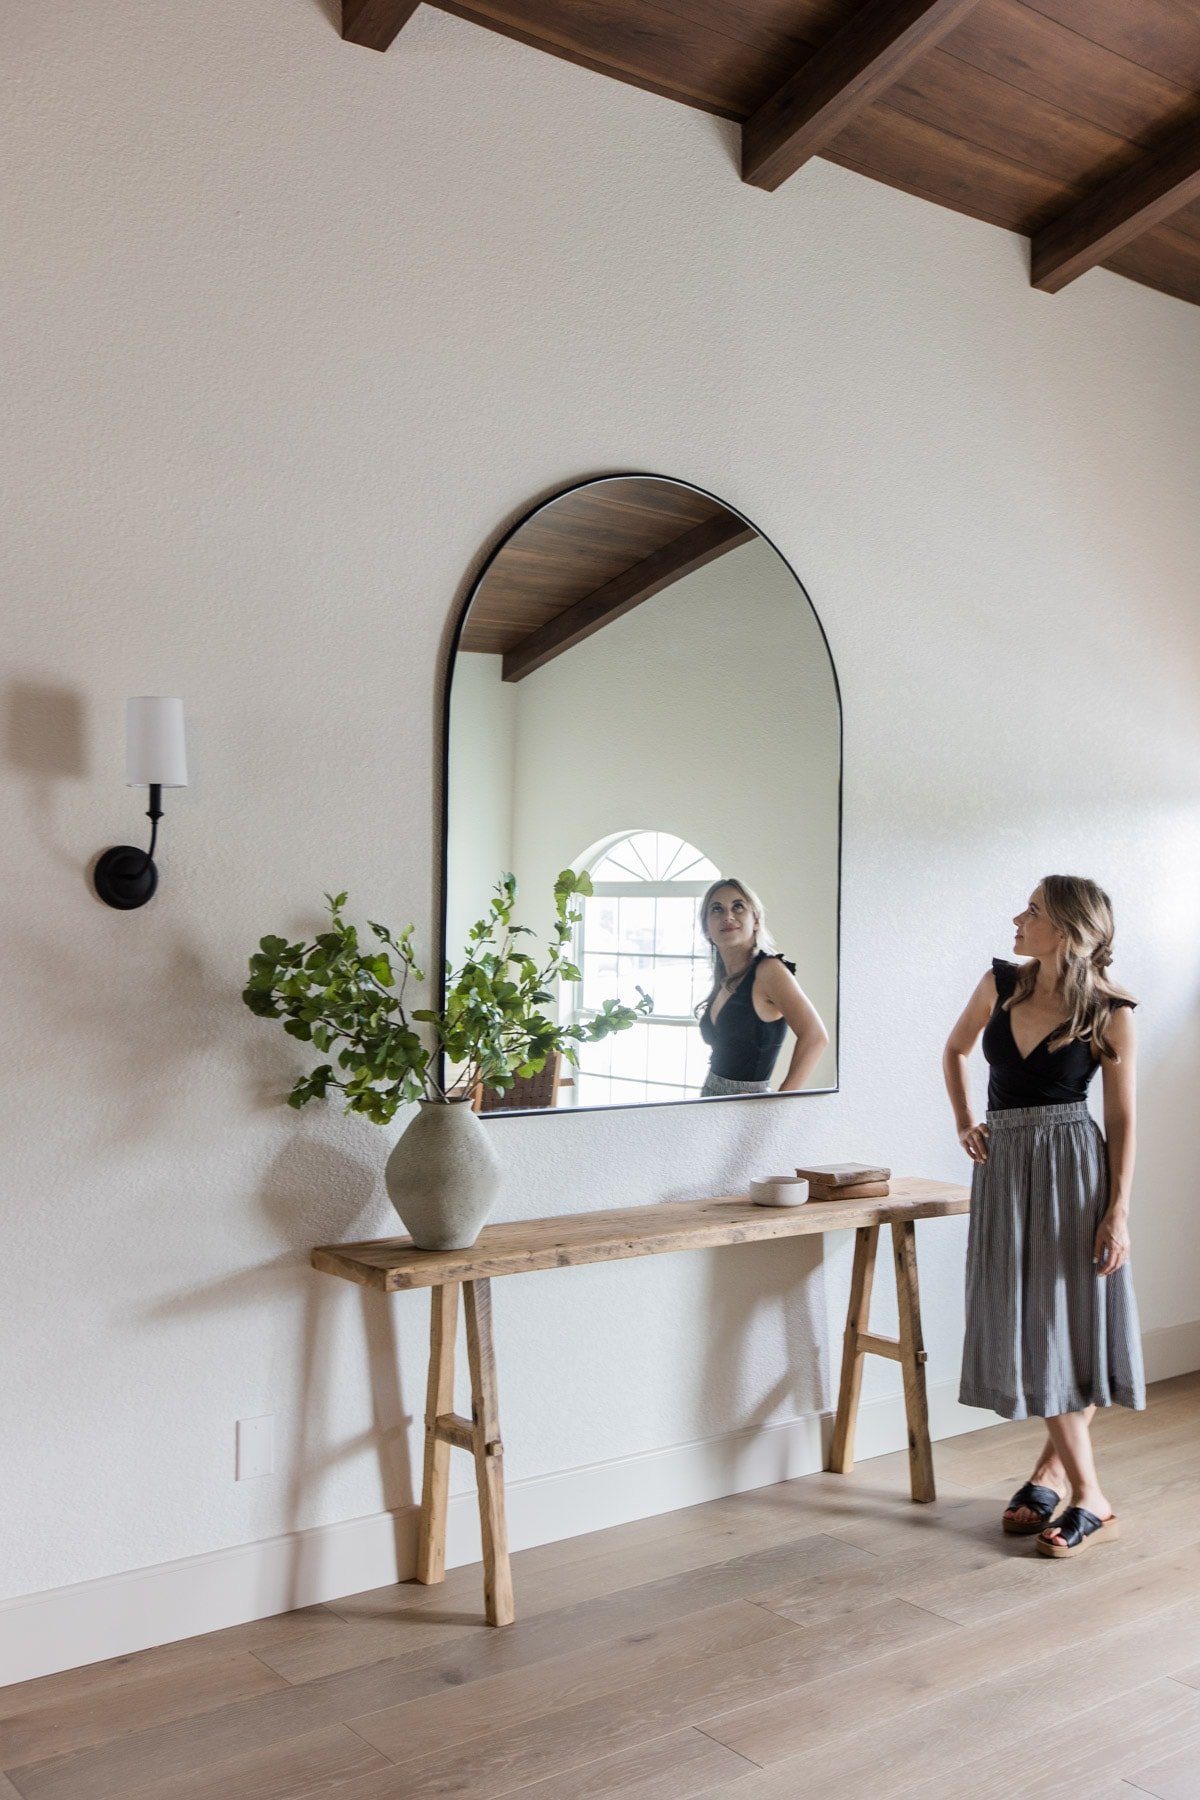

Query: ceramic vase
<box><xmin>384</xmin><ymin>1098</ymin><xmax>501</xmax><ymax>1250</ymax></box>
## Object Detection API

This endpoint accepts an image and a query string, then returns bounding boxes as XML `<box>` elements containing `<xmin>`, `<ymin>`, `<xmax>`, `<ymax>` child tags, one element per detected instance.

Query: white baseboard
<box><xmin>1142</xmin><ymin>1319</ymin><xmax>1200</xmax><ymax>1384</ymax></box>
<box><xmin>5</xmin><ymin>1328</ymin><xmax>1197</xmax><ymax>1688</ymax></box>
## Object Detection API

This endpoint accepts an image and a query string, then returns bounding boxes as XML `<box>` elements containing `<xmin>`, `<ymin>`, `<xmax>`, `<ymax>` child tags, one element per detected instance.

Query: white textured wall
<box><xmin>4</xmin><ymin>0</ymin><xmax>1200</xmax><ymax>1614</ymax></box>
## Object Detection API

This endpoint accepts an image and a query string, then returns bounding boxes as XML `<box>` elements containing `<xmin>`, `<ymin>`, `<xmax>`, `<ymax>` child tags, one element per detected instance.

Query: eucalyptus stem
<box><xmin>243</xmin><ymin>872</ymin><xmax>651</xmax><ymax>1124</ymax></box>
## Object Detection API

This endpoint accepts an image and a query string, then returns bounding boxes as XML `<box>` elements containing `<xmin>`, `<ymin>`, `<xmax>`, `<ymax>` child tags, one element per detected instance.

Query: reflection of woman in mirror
<box><xmin>942</xmin><ymin>875</ymin><xmax>1144</xmax><ymax>1558</ymax></box>
<box><xmin>696</xmin><ymin>879</ymin><xmax>829</xmax><ymax>1098</ymax></box>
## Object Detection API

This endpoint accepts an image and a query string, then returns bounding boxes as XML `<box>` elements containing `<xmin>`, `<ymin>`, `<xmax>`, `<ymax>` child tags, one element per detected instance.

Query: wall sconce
<box><xmin>93</xmin><ymin>697</ymin><xmax>188</xmax><ymax>910</ymax></box>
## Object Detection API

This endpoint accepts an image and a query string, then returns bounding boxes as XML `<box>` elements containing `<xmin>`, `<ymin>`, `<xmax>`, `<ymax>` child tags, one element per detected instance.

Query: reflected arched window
<box><xmin>569</xmin><ymin>831</ymin><xmax>720</xmax><ymax>1107</ymax></box>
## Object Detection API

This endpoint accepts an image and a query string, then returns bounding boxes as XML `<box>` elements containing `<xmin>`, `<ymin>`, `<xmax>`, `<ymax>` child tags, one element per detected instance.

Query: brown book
<box><xmin>795</xmin><ymin>1162</ymin><xmax>891</xmax><ymax>1189</ymax></box>
<box><xmin>808</xmin><ymin>1180</ymin><xmax>890</xmax><ymax>1200</ymax></box>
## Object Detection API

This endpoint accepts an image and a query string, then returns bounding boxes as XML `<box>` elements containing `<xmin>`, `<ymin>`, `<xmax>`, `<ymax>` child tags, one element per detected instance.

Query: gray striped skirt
<box><xmin>959</xmin><ymin>1101</ymin><xmax>1146</xmax><ymax>1421</ymax></box>
<box><xmin>701</xmin><ymin>1072</ymin><xmax>770</xmax><ymax>1098</ymax></box>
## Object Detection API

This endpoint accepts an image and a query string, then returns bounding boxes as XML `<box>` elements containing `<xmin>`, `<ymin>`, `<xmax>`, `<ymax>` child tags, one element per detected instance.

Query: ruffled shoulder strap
<box><xmin>991</xmin><ymin>957</ymin><xmax>1019</xmax><ymax>1002</ymax></box>
<box><xmin>766</xmin><ymin>953</ymin><xmax>797</xmax><ymax>976</ymax></box>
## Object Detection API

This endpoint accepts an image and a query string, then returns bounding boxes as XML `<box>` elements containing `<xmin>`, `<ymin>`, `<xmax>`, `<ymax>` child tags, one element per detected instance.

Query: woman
<box><xmin>943</xmin><ymin>875</ymin><xmax>1145</xmax><ymax>1559</ymax></box>
<box><xmin>696</xmin><ymin>878</ymin><xmax>828</xmax><ymax>1097</ymax></box>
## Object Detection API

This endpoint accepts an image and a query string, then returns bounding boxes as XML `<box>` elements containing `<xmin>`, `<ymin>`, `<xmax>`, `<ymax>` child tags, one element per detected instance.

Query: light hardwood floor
<box><xmin>3</xmin><ymin>1372</ymin><xmax>1199</xmax><ymax>1800</ymax></box>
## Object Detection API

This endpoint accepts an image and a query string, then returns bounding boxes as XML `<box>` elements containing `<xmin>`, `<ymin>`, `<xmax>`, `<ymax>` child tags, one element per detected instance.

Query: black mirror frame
<box><xmin>438</xmin><ymin>471</ymin><xmax>843</xmax><ymax>1117</ymax></box>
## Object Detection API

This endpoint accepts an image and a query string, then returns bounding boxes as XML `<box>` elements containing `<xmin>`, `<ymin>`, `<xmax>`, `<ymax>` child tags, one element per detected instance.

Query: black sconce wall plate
<box><xmin>93</xmin><ymin>845</ymin><xmax>159</xmax><ymax>909</ymax></box>
<box><xmin>94</xmin><ymin>782</ymin><xmax>163</xmax><ymax>910</ymax></box>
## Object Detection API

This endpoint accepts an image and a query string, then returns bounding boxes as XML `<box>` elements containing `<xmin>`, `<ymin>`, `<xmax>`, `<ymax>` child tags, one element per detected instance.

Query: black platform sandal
<box><xmin>1001</xmin><ymin>1480</ymin><xmax>1062</xmax><ymax>1535</ymax></box>
<box><xmin>1035</xmin><ymin>1504</ymin><xmax>1119</xmax><ymax>1559</ymax></box>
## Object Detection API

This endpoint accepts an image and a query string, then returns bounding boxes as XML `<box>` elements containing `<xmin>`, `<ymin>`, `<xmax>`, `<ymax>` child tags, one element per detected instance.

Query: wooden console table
<box><xmin>312</xmin><ymin>1177</ymin><xmax>968</xmax><ymax>1626</ymax></box>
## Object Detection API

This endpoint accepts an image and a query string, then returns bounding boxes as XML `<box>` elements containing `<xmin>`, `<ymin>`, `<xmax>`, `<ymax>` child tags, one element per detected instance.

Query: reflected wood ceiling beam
<box><xmin>1032</xmin><ymin>119</ymin><xmax>1200</xmax><ymax>293</ymax></box>
<box><xmin>742</xmin><ymin>0</ymin><xmax>985</xmax><ymax>194</ymax></box>
<box><xmin>502</xmin><ymin>515</ymin><xmax>754</xmax><ymax>683</ymax></box>
<box><xmin>342</xmin><ymin>0</ymin><xmax>421</xmax><ymax>52</ymax></box>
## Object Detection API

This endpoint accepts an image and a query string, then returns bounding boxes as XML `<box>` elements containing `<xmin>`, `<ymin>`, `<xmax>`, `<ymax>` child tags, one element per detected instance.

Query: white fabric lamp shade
<box><xmin>125</xmin><ymin>697</ymin><xmax>188</xmax><ymax>788</ymax></box>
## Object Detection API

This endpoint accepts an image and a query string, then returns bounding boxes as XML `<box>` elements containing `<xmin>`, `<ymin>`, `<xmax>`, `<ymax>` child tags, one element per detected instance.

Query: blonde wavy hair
<box><xmin>696</xmin><ymin>878</ymin><xmax>776</xmax><ymax>1017</ymax></box>
<box><xmin>1006</xmin><ymin>875</ymin><xmax>1135</xmax><ymax>1061</ymax></box>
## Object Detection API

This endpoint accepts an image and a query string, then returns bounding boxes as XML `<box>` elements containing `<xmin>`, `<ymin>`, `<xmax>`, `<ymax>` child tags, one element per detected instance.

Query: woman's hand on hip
<box><xmin>1093</xmin><ymin>1211</ymin><xmax>1131</xmax><ymax>1277</ymax></box>
<box><xmin>958</xmin><ymin>1122</ymin><xmax>990</xmax><ymax>1163</ymax></box>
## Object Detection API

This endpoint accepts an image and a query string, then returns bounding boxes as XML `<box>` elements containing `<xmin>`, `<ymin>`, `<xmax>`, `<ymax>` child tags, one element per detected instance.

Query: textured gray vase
<box><xmin>384</xmin><ymin>1098</ymin><xmax>501</xmax><ymax>1251</ymax></box>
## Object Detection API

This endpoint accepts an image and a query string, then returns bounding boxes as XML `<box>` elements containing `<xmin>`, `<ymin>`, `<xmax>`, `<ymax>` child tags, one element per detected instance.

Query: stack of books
<box><xmin>794</xmin><ymin>1162</ymin><xmax>891</xmax><ymax>1200</ymax></box>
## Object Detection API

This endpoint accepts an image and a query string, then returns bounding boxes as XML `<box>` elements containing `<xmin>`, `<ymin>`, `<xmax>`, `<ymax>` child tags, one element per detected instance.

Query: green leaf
<box><xmin>241</xmin><ymin>987</ymin><xmax>280</xmax><ymax>1017</ymax></box>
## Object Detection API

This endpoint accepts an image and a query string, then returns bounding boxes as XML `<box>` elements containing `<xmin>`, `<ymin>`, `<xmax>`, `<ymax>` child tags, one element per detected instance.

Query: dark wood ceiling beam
<box><xmin>1032</xmin><ymin>118</ymin><xmax>1200</xmax><ymax>292</ymax></box>
<box><xmin>741</xmin><ymin>0</ymin><xmax>985</xmax><ymax>193</ymax></box>
<box><xmin>342</xmin><ymin>0</ymin><xmax>421</xmax><ymax>52</ymax></box>
<box><xmin>502</xmin><ymin>515</ymin><xmax>754</xmax><ymax>683</ymax></box>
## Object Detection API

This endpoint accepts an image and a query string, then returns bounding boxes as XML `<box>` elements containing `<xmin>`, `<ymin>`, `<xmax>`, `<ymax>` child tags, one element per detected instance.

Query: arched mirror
<box><xmin>442</xmin><ymin>474</ymin><xmax>841</xmax><ymax>1113</ymax></box>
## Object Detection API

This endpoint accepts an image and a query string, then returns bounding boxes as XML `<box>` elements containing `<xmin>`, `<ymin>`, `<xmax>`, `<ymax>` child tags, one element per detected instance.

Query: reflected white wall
<box><xmin>444</xmin><ymin>652</ymin><xmax>516</xmax><ymax>967</ymax></box>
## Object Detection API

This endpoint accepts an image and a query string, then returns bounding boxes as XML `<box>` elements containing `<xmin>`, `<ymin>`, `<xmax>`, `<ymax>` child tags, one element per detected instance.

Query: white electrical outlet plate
<box><xmin>236</xmin><ymin>1415</ymin><xmax>274</xmax><ymax>1481</ymax></box>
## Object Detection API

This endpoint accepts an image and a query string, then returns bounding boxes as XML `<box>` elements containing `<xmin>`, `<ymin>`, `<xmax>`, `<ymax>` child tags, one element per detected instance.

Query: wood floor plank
<box><xmin>896</xmin><ymin>1483</ymin><xmax>1200</xmax><ymax>1628</ymax></box>
<box><xmin>701</xmin><ymin>1616</ymin><xmax>1200</xmax><ymax>1797</ymax></box>
<box><xmin>929</xmin><ymin>1404</ymin><xmax>1198</xmax><ymax>1492</ymax></box>
<box><xmin>4</xmin><ymin>1659</ymin><xmax>450</xmax><ymax>1800</ymax></box>
<box><xmin>504</xmin><ymin>1727</ymin><xmax>755</xmax><ymax>1797</ymax></box>
<box><xmin>701</xmin><ymin>1555</ymin><xmax>1200</xmax><ymax>1771</ymax></box>
<box><xmin>250</xmin><ymin>1605</ymin><xmax>488</xmax><ymax>1684</ymax></box>
<box><xmin>802</xmin><ymin>1482</ymin><xmax>999</xmax><ymax>1559</ymax></box>
<box><xmin>260</xmin><ymin>1508</ymin><xmax>858</xmax><ymax>1684</ymax></box>
<box><xmin>754</xmin><ymin>1520</ymin><xmax>1029</xmax><ymax>1625</ymax></box>
<box><xmin>112</xmin><ymin>1723</ymin><xmax>391</xmax><ymax>1800</ymax></box>
<box><xmin>0</xmin><ymin>1612</ymin><xmax>339</xmax><ymax>1723</ymax></box>
<box><xmin>919</xmin><ymin>1675</ymin><xmax>1200</xmax><ymax>1800</ymax></box>
<box><xmin>0</xmin><ymin>1654</ymin><xmax>287</xmax><ymax>1771</ymax></box>
<box><xmin>1125</xmin><ymin>1727</ymin><xmax>1200</xmax><ymax>1799</ymax></box>
<box><xmin>344</xmin><ymin>1598</ymin><xmax>794</xmax><ymax>1766</ymax></box>
<box><xmin>339</xmin><ymin>1599</ymin><xmax>956</xmax><ymax>1796</ymax></box>
<box><xmin>2</xmin><ymin>1532</ymin><xmax>865</xmax><ymax>1800</ymax></box>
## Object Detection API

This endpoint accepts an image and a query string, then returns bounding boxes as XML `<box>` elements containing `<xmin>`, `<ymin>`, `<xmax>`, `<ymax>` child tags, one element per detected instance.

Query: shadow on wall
<box><xmin>7</xmin><ymin>924</ymin><xmax>247</xmax><ymax>1152</ymax></box>
<box><xmin>5</xmin><ymin>680</ymin><xmax>87</xmax><ymax>776</ymax></box>
<box><xmin>4</xmin><ymin>677</ymin><xmax>89</xmax><ymax>875</ymax></box>
<box><xmin>697</xmin><ymin>1235</ymin><xmax>828</xmax><ymax>1453</ymax></box>
<box><xmin>143</xmin><ymin>1136</ymin><xmax>416</xmax><ymax>1608</ymax></box>
<box><xmin>659</xmin><ymin>1104</ymin><xmax>831</xmax><ymax>1449</ymax></box>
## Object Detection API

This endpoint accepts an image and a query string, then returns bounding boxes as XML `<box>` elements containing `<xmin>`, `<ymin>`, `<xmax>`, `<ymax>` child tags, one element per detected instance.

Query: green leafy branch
<box><xmin>242</xmin><ymin>872</ymin><xmax>652</xmax><ymax>1123</ymax></box>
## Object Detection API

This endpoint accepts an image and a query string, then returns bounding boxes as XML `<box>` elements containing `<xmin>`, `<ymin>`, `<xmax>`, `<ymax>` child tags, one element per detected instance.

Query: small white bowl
<box><xmin>750</xmin><ymin>1176</ymin><xmax>810</xmax><ymax>1208</ymax></box>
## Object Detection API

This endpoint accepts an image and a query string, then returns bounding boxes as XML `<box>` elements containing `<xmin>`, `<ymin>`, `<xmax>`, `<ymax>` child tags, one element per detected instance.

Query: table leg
<box><xmin>416</xmin><ymin>1282</ymin><xmax>459</xmax><ymax>1585</ymax></box>
<box><xmin>464</xmin><ymin>1277</ymin><xmax>515</xmax><ymax>1627</ymax></box>
<box><xmin>828</xmin><ymin>1224</ymin><xmax>879</xmax><ymax>1475</ymax></box>
<box><xmin>892</xmin><ymin>1219</ymin><xmax>936</xmax><ymax>1503</ymax></box>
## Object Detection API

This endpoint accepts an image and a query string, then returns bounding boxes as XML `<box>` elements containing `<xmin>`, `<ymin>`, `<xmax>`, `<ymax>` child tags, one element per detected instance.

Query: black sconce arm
<box><xmin>94</xmin><ymin>784</ymin><xmax>166</xmax><ymax>910</ymax></box>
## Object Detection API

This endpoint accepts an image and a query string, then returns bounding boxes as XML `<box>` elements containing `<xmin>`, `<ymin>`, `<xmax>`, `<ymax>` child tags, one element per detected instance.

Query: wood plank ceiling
<box><xmin>459</xmin><ymin>477</ymin><xmax>753</xmax><ymax>681</ymax></box>
<box><xmin>340</xmin><ymin>0</ymin><xmax>1200</xmax><ymax>309</ymax></box>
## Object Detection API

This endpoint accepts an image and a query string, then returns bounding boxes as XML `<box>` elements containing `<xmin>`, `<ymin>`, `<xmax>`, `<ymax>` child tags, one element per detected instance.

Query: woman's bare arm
<box><xmin>1096</xmin><ymin>1006</ymin><xmax>1136</xmax><ymax>1277</ymax></box>
<box><xmin>943</xmin><ymin>972</ymin><xmax>997</xmax><ymax>1163</ymax></box>
<box><xmin>757</xmin><ymin>959</ymin><xmax>830</xmax><ymax>1091</ymax></box>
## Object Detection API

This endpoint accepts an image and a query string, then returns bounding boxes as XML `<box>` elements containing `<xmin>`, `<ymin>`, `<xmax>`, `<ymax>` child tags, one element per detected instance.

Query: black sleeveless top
<box><xmin>982</xmin><ymin>958</ymin><xmax>1134</xmax><ymax>1112</ymax></box>
<box><xmin>698</xmin><ymin>952</ymin><xmax>792</xmax><ymax>1081</ymax></box>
